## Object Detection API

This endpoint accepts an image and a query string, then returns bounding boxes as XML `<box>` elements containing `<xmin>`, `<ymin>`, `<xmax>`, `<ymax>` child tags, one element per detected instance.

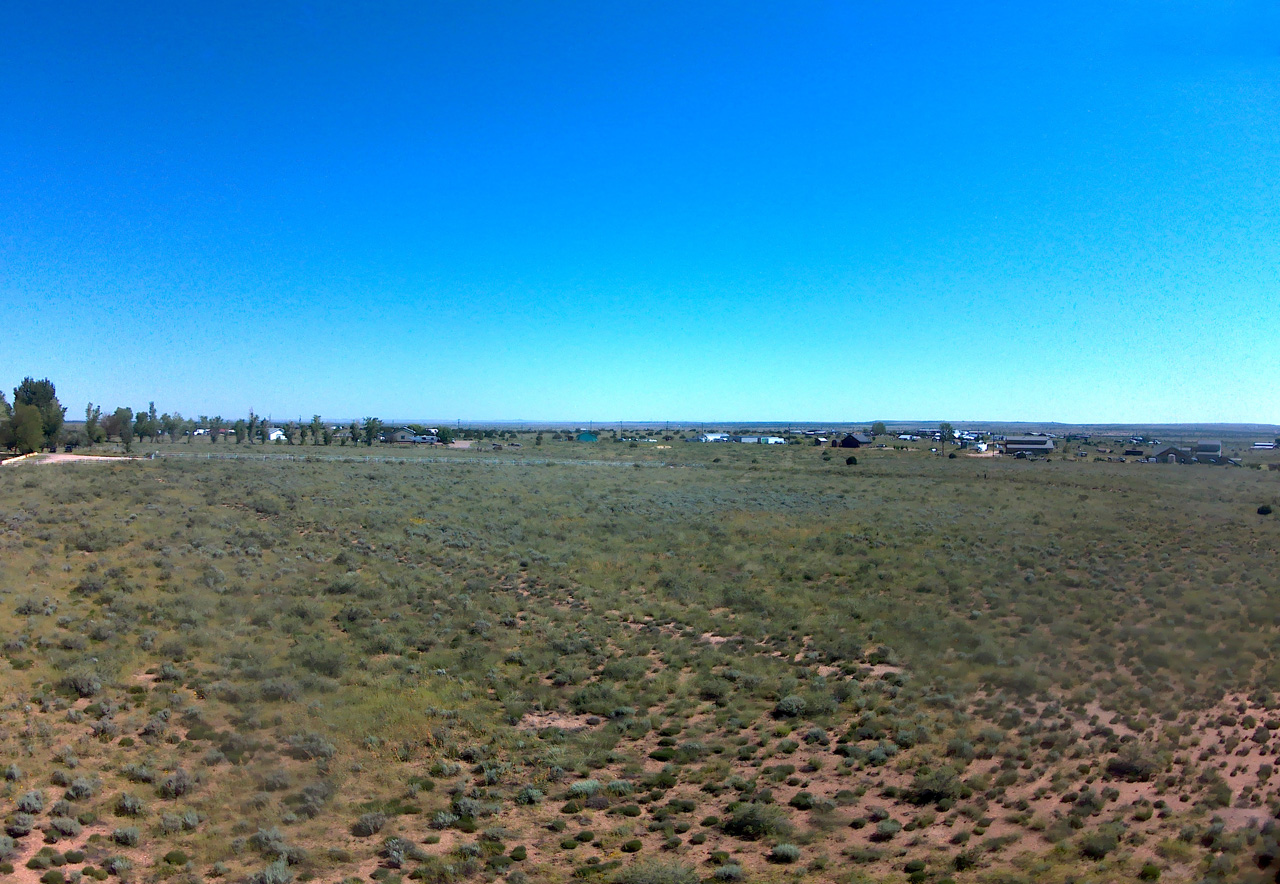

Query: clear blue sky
<box><xmin>3</xmin><ymin>2</ymin><xmax>1278</xmax><ymax>424</ymax></box>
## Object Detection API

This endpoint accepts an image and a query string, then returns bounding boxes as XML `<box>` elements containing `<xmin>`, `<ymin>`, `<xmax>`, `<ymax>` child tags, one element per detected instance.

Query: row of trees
<box><xmin>1</xmin><ymin>378</ymin><xmax>453</xmax><ymax>454</ymax></box>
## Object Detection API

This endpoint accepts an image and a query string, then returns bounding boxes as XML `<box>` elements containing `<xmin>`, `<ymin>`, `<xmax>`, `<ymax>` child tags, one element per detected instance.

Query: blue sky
<box><xmin>2</xmin><ymin>1</ymin><xmax>1278</xmax><ymax>423</ymax></box>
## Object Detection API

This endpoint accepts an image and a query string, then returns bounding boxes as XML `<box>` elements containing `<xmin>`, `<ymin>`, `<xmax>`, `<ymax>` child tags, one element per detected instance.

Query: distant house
<box><xmin>577</xmin><ymin>432</ymin><xmax>598</xmax><ymax>442</ymax></box>
<box><xmin>760</xmin><ymin>436</ymin><xmax>787</xmax><ymax>445</ymax></box>
<box><xmin>731</xmin><ymin>435</ymin><xmax>760</xmax><ymax>444</ymax></box>
<box><xmin>1252</xmin><ymin>441</ymin><xmax>1277</xmax><ymax>450</ymax></box>
<box><xmin>840</xmin><ymin>433</ymin><xmax>874</xmax><ymax>449</ymax></box>
<box><xmin>1001</xmin><ymin>436</ymin><xmax>1055</xmax><ymax>456</ymax></box>
<box><xmin>388</xmin><ymin>428</ymin><xmax>438</xmax><ymax>444</ymax></box>
<box><xmin>267</xmin><ymin>428</ymin><xmax>287</xmax><ymax>442</ymax></box>
<box><xmin>1150</xmin><ymin>445</ymin><xmax>1193</xmax><ymax>464</ymax></box>
<box><xmin>698</xmin><ymin>433</ymin><xmax>731</xmax><ymax>442</ymax></box>
<box><xmin>1193</xmin><ymin>440</ymin><xmax>1227</xmax><ymax>464</ymax></box>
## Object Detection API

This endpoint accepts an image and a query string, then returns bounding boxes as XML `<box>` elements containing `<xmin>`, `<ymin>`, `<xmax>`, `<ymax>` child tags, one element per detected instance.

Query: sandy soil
<box><xmin>518</xmin><ymin>711</ymin><xmax>601</xmax><ymax>732</ymax></box>
<box><xmin>2</xmin><ymin>452</ymin><xmax>145</xmax><ymax>466</ymax></box>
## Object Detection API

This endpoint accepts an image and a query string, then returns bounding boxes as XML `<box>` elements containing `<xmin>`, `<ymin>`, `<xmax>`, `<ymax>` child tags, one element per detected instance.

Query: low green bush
<box><xmin>769</xmin><ymin>844</ymin><xmax>801</xmax><ymax>864</ymax></box>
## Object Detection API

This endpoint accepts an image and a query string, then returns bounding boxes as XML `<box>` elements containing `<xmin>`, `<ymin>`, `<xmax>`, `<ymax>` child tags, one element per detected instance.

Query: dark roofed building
<box><xmin>1193</xmin><ymin>440</ymin><xmax>1226</xmax><ymax>464</ymax></box>
<box><xmin>1151</xmin><ymin>445</ymin><xmax>1193</xmax><ymax>464</ymax></box>
<box><xmin>840</xmin><ymin>433</ymin><xmax>874</xmax><ymax>449</ymax></box>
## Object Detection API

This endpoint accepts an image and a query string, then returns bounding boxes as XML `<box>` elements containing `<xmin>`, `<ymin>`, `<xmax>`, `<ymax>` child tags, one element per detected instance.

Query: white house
<box><xmin>267</xmin><ymin>428</ymin><xmax>287</xmax><ymax>442</ymax></box>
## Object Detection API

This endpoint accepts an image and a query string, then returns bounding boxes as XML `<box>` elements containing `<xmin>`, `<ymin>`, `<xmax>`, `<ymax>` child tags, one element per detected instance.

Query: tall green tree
<box><xmin>13</xmin><ymin>377</ymin><xmax>65</xmax><ymax>449</ymax></box>
<box><xmin>871</xmin><ymin>421</ymin><xmax>887</xmax><ymax>436</ymax></box>
<box><xmin>0</xmin><ymin>393</ymin><xmax>10</xmax><ymax>450</ymax></box>
<box><xmin>233</xmin><ymin>419</ymin><xmax>247</xmax><ymax>444</ymax></box>
<box><xmin>100</xmin><ymin>407</ymin><xmax>134</xmax><ymax>451</ymax></box>
<box><xmin>133</xmin><ymin>408</ymin><xmax>155</xmax><ymax>442</ymax></box>
<box><xmin>161</xmin><ymin>412</ymin><xmax>182</xmax><ymax>442</ymax></box>
<box><xmin>117</xmin><ymin>408</ymin><xmax>135</xmax><ymax>452</ymax></box>
<box><xmin>347</xmin><ymin>420</ymin><xmax>360</xmax><ymax>446</ymax></box>
<box><xmin>310</xmin><ymin>415</ymin><xmax>324</xmax><ymax>445</ymax></box>
<box><xmin>10</xmin><ymin>403</ymin><xmax>45</xmax><ymax>454</ymax></box>
<box><xmin>938</xmin><ymin>422</ymin><xmax>954</xmax><ymax>452</ymax></box>
<box><xmin>84</xmin><ymin>404</ymin><xmax>105</xmax><ymax>445</ymax></box>
<box><xmin>362</xmin><ymin>417</ymin><xmax>382</xmax><ymax>447</ymax></box>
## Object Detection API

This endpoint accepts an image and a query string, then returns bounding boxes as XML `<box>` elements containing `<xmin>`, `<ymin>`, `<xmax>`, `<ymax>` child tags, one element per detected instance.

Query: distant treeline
<box><xmin>0</xmin><ymin>377</ymin><xmax>457</xmax><ymax>454</ymax></box>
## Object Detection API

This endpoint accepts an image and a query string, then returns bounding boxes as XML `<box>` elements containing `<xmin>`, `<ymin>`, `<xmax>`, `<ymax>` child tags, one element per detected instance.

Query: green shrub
<box><xmin>872</xmin><ymin>819</ymin><xmax>902</xmax><ymax>842</ymax></box>
<box><xmin>246</xmin><ymin>859</ymin><xmax>293</xmax><ymax>884</ymax></box>
<box><xmin>48</xmin><ymin>817</ymin><xmax>81</xmax><ymax>839</ymax></box>
<box><xmin>1078</xmin><ymin>828</ymin><xmax>1119</xmax><ymax>860</ymax></box>
<box><xmin>110</xmin><ymin>828</ymin><xmax>139</xmax><ymax>847</ymax></box>
<box><xmin>156</xmin><ymin>769</ymin><xmax>193</xmax><ymax>799</ymax></box>
<box><xmin>907</xmin><ymin>768</ymin><xmax>964</xmax><ymax>805</ymax></box>
<box><xmin>103</xmin><ymin>856</ymin><xmax>132</xmax><ymax>877</ymax></box>
<box><xmin>352</xmin><ymin>813</ymin><xmax>386</xmax><ymax>837</ymax></box>
<box><xmin>610</xmin><ymin>859</ymin><xmax>698</xmax><ymax>884</ymax></box>
<box><xmin>773</xmin><ymin>696</ymin><xmax>806</xmax><ymax>719</ymax></box>
<box><xmin>769</xmin><ymin>844</ymin><xmax>801</xmax><ymax>864</ymax></box>
<box><xmin>16</xmin><ymin>791</ymin><xmax>45</xmax><ymax>814</ymax></box>
<box><xmin>723</xmin><ymin>803</ymin><xmax>790</xmax><ymax>841</ymax></box>
<box><xmin>566</xmin><ymin>780</ymin><xmax>601</xmax><ymax>799</ymax></box>
<box><xmin>114</xmin><ymin>794</ymin><xmax>145</xmax><ymax>817</ymax></box>
<box><xmin>514</xmin><ymin>786</ymin><xmax>543</xmax><ymax>805</ymax></box>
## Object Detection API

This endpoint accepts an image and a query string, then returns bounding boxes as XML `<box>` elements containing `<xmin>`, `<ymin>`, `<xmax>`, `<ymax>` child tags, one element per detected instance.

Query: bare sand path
<box><xmin>1</xmin><ymin>452</ymin><xmax>147</xmax><ymax>466</ymax></box>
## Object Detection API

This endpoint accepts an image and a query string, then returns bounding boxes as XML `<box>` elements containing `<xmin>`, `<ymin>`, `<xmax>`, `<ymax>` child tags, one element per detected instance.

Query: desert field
<box><xmin>1</xmin><ymin>442</ymin><xmax>1278</xmax><ymax>884</ymax></box>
